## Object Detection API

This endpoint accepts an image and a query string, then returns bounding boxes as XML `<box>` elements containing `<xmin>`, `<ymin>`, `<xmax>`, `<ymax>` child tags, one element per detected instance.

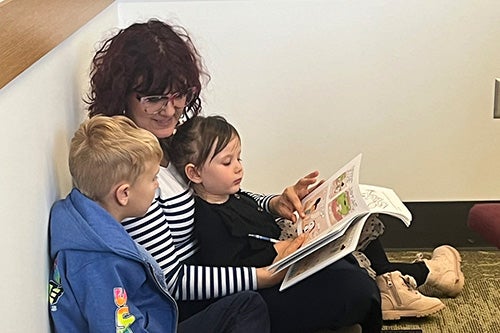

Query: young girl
<box><xmin>166</xmin><ymin>115</ymin><xmax>463</xmax><ymax>326</ymax></box>
<box><xmin>166</xmin><ymin>115</ymin><xmax>383</xmax><ymax>332</ymax></box>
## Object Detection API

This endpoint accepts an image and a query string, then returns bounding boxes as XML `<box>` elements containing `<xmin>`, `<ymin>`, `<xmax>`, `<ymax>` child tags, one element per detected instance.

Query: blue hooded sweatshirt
<box><xmin>48</xmin><ymin>188</ymin><xmax>178</xmax><ymax>333</ymax></box>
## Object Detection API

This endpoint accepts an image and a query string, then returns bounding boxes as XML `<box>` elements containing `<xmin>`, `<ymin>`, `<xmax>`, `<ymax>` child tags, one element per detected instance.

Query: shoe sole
<box><xmin>382</xmin><ymin>302</ymin><xmax>446</xmax><ymax>321</ymax></box>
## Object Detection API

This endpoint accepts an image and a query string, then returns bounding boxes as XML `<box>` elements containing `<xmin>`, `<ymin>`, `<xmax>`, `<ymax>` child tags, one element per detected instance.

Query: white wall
<box><xmin>0</xmin><ymin>4</ymin><xmax>118</xmax><ymax>333</ymax></box>
<box><xmin>119</xmin><ymin>0</ymin><xmax>500</xmax><ymax>201</ymax></box>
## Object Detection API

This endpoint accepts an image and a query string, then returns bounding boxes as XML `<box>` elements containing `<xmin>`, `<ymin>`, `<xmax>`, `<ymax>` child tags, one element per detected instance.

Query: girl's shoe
<box><xmin>416</xmin><ymin>245</ymin><xmax>465</xmax><ymax>297</ymax></box>
<box><xmin>376</xmin><ymin>271</ymin><xmax>445</xmax><ymax>321</ymax></box>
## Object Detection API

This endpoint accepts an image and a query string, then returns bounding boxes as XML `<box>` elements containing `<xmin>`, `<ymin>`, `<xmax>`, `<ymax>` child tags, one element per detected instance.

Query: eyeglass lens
<box><xmin>141</xmin><ymin>88</ymin><xmax>196</xmax><ymax>114</ymax></box>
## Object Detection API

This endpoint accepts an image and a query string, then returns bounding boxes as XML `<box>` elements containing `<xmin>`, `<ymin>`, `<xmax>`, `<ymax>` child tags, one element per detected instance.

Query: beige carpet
<box><xmin>382</xmin><ymin>249</ymin><xmax>500</xmax><ymax>333</ymax></box>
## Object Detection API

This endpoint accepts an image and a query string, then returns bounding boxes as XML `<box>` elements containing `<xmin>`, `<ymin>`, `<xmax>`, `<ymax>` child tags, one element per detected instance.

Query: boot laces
<box><xmin>401</xmin><ymin>274</ymin><xmax>418</xmax><ymax>291</ymax></box>
<box><xmin>384</xmin><ymin>272</ymin><xmax>418</xmax><ymax>291</ymax></box>
<box><xmin>412</xmin><ymin>252</ymin><xmax>430</xmax><ymax>263</ymax></box>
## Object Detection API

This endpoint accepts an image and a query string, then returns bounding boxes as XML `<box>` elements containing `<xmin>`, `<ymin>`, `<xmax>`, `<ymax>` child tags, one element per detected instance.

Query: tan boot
<box><xmin>376</xmin><ymin>271</ymin><xmax>445</xmax><ymax>321</ymax></box>
<box><xmin>417</xmin><ymin>245</ymin><xmax>465</xmax><ymax>297</ymax></box>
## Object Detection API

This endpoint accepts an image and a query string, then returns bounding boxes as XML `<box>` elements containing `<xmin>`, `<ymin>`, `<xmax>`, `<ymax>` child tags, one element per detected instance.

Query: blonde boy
<box><xmin>68</xmin><ymin>115</ymin><xmax>162</xmax><ymax>221</ymax></box>
<box><xmin>48</xmin><ymin>115</ymin><xmax>270</xmax><ymax>333</ymax></box>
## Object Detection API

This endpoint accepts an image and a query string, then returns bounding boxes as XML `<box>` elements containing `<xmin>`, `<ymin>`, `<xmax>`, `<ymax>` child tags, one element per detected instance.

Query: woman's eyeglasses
<box><xmin>137</xmin><ymin>87</ymin><xmax>197</xmax><ymax>115</ymax></box>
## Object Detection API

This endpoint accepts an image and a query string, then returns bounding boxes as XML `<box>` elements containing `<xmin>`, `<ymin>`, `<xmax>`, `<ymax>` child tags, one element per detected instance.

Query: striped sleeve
<box><xmin>175</xmin><ymin>264</ymin><xmax>257</xmax><ymax>301</ymax></box>
<box><xmin>123</xmin><ymin>198</ymin><xmax>258</xmax><ymax>301</ymax></box>
<box><xmin>243</xmin><ymin>191</ymin><xmax>278</xmax><ymax>214</ymax></box>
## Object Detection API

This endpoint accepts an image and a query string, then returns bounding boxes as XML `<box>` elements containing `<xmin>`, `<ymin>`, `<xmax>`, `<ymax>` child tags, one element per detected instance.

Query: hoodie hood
<box><xmin>48</xmin><ymin>188</ymin><xmax>178</xmax><ymax>333</ymax></box>
<box><xmin>49</xmin><ymin>188</ymin><xmax>139</xmax><ymax>260</ymax></box>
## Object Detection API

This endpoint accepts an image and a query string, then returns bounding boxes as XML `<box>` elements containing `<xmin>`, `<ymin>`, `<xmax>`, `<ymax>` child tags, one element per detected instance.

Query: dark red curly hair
<box><xmin>86</xmin><ymin>19</ymin><xmax>208</xmax><ymax>119</ymax></box>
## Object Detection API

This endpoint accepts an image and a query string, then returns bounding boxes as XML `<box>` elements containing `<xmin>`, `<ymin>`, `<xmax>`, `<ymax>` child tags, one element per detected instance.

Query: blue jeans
<box><xmin>178</xmin><ymin>291</ymin><xmax>270</xmax><ymax>333</ymax></box>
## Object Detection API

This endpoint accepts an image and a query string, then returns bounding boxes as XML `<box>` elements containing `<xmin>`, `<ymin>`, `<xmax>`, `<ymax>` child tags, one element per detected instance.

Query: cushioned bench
<box><xmin>467</xmin><ymin>204</ymin><xmax>500</xmax><ymax>248</ymax></box>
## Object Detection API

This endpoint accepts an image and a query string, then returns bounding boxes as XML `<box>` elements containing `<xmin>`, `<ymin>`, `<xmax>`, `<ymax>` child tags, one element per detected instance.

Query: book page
<box><xmin>268</xmin><ymin>157</ymin><xmax>413</xmax><ymax>289</ymax></box>
<box><xmin>279</xmin><ymin>214</ymin><xmax>369</xmax><ymax>291</ymax></box>
<box><xmin>296</xmin><ymin>154</ymin><xmax>368</xmax><ymax>245</ymax></box>
<box><xmin>359</xmin><ymin>184</ymin><xmax>412</xmax><ymax>226</ymax></box>
<box><xmin>268</xmin><ymin>154</ymin><xmax>369</xmax><ymax>273</ymax></box>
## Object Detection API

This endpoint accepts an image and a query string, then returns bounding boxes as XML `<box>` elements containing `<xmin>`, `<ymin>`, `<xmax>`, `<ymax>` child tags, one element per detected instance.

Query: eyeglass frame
<box><xmin>135</xmin><ymin>87</ymin><xmax>198</xmax><ymax>115</ymax></box>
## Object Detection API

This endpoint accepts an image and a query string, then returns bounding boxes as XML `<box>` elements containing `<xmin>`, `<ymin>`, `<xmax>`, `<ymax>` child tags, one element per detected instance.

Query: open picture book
<box><xmin>269</xmin><ymin>154</ymin><xmax>412</xmax><ymax>291</ymax></box>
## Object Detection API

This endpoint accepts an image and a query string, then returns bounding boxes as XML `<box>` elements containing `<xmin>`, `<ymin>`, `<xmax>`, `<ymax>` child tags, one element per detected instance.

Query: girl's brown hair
<box><xmin>166</xmin><ymin>115</ymin><xmax>239</xmax><ymax>183</ymax></box>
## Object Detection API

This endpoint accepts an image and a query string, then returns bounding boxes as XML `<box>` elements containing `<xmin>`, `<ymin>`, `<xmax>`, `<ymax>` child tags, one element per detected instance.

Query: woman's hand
<box><xmin>255</xmin><ymin>235</ymin><xmax>305</xmax><ymax>288</ymax></box>
<box><xmin>269</xmin><ymin>171</ymin><xmax>323</xmax><ymax>222</ymax></box>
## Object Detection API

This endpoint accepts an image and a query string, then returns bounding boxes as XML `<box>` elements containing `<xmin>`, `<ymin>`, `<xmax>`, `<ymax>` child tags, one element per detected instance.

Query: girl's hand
<box><xmin>269</xmin><ymin>171</ymin><xmax>323</xmax><ymax>222</ymax></box>
<box><xmin>256</xmin><ymin>235</ymin><xmax>305</xmax><ymax>288</ymax></box>
<box><xmin>273</xmin><ymin>238</ymin><xmax>295</xmax><ymax>257</ymax></box>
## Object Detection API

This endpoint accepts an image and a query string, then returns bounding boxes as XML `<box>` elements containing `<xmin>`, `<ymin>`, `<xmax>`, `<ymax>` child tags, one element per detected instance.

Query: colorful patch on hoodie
<box><xmin>114</xmin><ymin>287</ymin><xmax>136</xmax><ymax>333</ymax></box>
<box><xmin>49</xmin><ymin>261</ymin><xmax>64</xmax><ymax>312</ymax></box>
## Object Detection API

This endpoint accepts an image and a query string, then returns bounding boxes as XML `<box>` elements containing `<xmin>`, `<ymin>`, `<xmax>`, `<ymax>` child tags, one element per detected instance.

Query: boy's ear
<box><xmin>185</xmin><ymin>163</ymin><xmax>202</xmax><ymax>184</ymax></box>
<box><xmin>115</xmin><ymin>183</ymin><xmax>130</xmax><ymax>206</ymax></box>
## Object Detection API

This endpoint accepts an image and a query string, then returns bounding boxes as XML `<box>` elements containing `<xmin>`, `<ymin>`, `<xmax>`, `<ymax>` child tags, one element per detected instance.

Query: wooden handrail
<box><xmin>0</xmin><ymin>0</ymin><xmax>114</xmax><ymax>89</ymax></box>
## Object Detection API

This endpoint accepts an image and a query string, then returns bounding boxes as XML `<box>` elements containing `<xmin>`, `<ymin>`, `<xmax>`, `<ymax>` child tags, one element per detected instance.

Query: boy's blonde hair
<box><xmin>69</xmin><ymin>115</ymin><xmax>163</xmax><ymax>201</ymax></box>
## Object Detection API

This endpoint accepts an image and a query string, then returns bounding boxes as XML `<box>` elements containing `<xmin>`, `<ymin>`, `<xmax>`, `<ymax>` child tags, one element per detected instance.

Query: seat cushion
<box><xmin>467</xmin><ymin>204</ymin><xmax>500</xmax><ymax>248</ymax></box>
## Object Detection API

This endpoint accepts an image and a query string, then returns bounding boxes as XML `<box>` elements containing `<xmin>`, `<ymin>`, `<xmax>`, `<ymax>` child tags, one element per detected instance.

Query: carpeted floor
<box><xmin>382</xmin><ymin>249</ymin><xmax>500</xmax><ymax>333</ymax></box>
